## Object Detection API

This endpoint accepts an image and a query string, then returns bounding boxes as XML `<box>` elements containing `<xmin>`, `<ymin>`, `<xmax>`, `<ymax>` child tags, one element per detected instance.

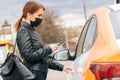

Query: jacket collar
<box><xmin>20</xmin><ymin>21</ymin><xmax>35</xmax><ymax>30</ymax></box>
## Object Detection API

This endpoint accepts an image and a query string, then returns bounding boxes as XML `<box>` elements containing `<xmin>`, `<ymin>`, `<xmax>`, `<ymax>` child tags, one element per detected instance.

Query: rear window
<box><xmin>109</xmin><ymin>10</ymin><xmax>120</xmax><ymax>39</ymax></box>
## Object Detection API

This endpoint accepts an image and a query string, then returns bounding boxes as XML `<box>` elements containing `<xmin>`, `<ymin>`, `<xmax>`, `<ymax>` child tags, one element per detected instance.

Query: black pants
<box><xmin>32</xmin><ymin>71</ymin><xmax>47</xmax><ymax>80</ymax></box>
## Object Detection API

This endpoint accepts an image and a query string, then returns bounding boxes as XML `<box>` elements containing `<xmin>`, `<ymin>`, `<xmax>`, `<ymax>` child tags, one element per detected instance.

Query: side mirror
<box><xmin>48</xmin><ymin>45</ymin><xmax>75</xmax><ymax>61</ymax></box>
<box><xmin>53</xmin><ymin>49</ymin><xmax>71</xmax><ymax>61</ymax></box>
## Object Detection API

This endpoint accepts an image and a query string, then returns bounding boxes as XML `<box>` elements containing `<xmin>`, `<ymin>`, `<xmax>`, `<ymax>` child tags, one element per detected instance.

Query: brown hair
<box><xmin>14</xmin><ymin>1</ymin><xmax>45</xmax><ymax>32</ymax></box>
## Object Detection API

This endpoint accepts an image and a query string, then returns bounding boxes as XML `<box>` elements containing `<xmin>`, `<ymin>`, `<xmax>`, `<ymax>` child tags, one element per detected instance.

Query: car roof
<box><xmin>0</xmin><ymin>40</ymin><xmax>14</xmax><ymax>46</ymax></box>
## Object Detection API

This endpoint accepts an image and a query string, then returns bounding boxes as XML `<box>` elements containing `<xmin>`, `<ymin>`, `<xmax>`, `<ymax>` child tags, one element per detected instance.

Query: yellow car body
<box><xmin>81</xmin><ymin>4</ymin><xmax>120</xmax><ymax>80</ymax></box>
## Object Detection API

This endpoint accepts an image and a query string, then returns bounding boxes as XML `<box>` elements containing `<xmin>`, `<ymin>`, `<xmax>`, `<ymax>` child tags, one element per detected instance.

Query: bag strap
<box><xmin>12</xmin><ymin>33</ymin><xmax>18</xmax><ymax>54</ymax></box>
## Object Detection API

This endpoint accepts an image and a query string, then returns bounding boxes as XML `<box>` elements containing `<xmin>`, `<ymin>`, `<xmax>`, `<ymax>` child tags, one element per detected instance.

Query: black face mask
<box><xmin>30</xmin><ymin>18</ymin><xmax>42</xmax><ymax>27</ymax></box>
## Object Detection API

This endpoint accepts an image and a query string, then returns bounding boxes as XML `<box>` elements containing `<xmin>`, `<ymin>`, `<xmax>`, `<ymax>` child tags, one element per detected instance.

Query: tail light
<box><xmin>89</xmin><ymin>62</ymin><xmax>120</xmax><ymax>80</ymax></box>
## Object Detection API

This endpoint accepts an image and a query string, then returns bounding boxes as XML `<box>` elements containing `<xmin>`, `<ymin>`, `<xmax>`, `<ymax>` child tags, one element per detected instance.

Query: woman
<box><xmin>14</xmin><ymin>1</ymin><xmax>71</xmax><ymax>80</ymax></box>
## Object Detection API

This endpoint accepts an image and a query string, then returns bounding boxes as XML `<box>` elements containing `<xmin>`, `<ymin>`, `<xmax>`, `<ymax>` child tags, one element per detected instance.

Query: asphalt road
<box><xmin>47</xmin><ymin>61</ymin><xmax>73</xmax><ymax>80</ymax></box>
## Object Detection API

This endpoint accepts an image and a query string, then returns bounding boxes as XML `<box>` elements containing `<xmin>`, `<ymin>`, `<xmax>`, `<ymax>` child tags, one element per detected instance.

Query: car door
<box><xmin>72</xmin><ymin>15</ymin><xmax>98</xmax><ymax>80</ymax></box>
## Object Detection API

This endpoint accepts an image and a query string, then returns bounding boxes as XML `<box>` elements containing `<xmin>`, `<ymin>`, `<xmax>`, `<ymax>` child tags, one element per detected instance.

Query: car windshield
<box><xmin>109</xmin><ymin>9</ymin><xmax>120</xmax><ymax>39</ymax></box>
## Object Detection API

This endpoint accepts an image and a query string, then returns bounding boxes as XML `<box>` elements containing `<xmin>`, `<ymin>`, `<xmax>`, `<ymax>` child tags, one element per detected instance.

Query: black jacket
<box><xmin>17</xmin><ymin>21</ymin><xmax>64</xmax><ymax>73</ymax></box>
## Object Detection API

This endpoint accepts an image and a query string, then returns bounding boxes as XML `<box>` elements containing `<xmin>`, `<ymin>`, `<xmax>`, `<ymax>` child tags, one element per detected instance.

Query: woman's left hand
<box><xmin>63</xmin><ymin>66</ymin><xmax>72</xmax><ymax>73</ymax></box>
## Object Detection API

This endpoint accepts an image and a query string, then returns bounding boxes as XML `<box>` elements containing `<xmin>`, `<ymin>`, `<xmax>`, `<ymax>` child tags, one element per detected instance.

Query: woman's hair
<box><xmin>14</xmin><ymin>1</ymin><xmax>45</xmax><ymax>32</ymax></box>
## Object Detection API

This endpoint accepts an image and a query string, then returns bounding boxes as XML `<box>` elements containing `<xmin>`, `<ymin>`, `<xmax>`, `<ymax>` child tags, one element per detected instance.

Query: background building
<box><xmin>0</xmin><ymin>20</ymin><xmax>13</xmax><ymax>41</ymax></box>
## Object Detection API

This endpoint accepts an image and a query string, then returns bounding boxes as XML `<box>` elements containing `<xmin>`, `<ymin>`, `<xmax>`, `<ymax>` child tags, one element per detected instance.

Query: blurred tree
<box><xmin>66</xmin><ymin>27</ymin><xmax>81</xmax><ymax>40</ymax></box>
<box><xmin>35</xmin><ymin>9</ymin><xmax>65</xmax><ymax>44</ymax></box>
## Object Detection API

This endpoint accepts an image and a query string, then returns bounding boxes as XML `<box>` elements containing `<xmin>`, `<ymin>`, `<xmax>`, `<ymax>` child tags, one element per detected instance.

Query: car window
<box><xmin>76</xmin><ymin>16</ymin><xmax>98</xmax><ymax>57</ymax></box>
<box><xmin>76</xmin><ymin>20</ymin><xmax>89</xmax><ymax>57</ymax></box>
<box><xmin>82</xmin><ymin>16</ymin><xmax>98</xmax><ymax>53</ymax></box>
<box><xmin>109</xmin><ymin>10</ymin><xmax>120</xmax><ymax>39</ymax></box>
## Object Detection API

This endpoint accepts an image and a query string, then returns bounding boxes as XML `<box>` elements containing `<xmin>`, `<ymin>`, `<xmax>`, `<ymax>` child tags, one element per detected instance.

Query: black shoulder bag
<box><xmin>0</xmin><ymin>34</ymin><xmax>35</xmax><ymax>80</ymax></box>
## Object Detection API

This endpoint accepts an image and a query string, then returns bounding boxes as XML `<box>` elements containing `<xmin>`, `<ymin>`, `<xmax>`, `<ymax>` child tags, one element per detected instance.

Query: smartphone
<box><xmin>57</xmin><ymin>42</ymin><xmax>64</xmax><ymax>46</ymax></box>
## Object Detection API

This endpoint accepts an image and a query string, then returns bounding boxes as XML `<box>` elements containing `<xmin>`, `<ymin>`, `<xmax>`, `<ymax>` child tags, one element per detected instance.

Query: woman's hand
<box><xmin>49</xmin><ymin>44</ymin><xmax>58</xmax><ymax>52</ymax></box>
<box><xmin>63</xmin><ymin>66</ymin><xmax>72</xmax><ymax>73</ymax></box>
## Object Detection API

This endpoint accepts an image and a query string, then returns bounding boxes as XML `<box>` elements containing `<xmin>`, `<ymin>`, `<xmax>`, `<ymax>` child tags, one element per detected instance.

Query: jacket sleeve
<box><xmin>48</xmin><ymin>59</ymin><xmax>64</xmax><ymax>71</ymax></box>
<box><xmin>17</xmin><ymin>28</ymin><xmax>52</xmax><ymax>64</ymax></box>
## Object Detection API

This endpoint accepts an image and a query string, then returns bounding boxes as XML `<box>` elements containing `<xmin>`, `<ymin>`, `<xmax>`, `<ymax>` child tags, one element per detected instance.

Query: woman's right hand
<box><xmin>49</xmin><ymin>44</ymin><xmax>58</xmax><ymax>52</ymax></box>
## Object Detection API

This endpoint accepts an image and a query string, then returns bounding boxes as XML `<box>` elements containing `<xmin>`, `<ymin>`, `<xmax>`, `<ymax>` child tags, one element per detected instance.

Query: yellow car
<box><xmin>0</xmin><ymin>40</ymin><xmax>13</xmax><ymax>65</ymax></box>
<box><xmin>76</xmin><ymin>4</ymin><xmax>120</xmax><ymax>80</ymax></box>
